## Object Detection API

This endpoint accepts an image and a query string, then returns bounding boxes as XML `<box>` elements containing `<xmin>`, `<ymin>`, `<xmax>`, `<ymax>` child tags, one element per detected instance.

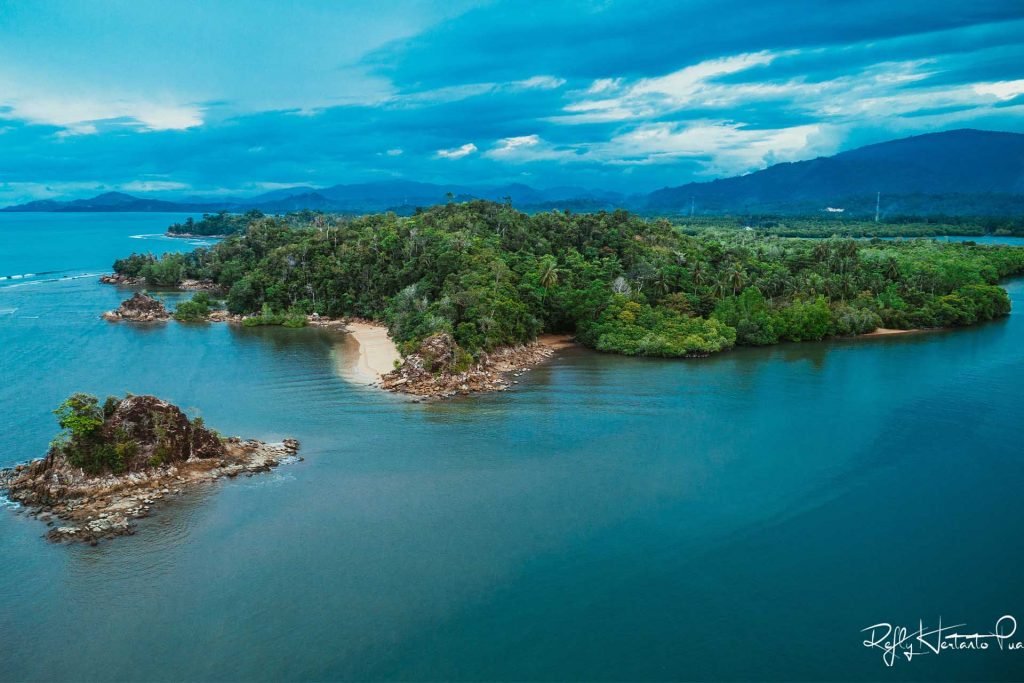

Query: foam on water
<box><xmin>0</xmin><ymin>272</ymin><xmax>104</xmax><ymax>289</ymax></box>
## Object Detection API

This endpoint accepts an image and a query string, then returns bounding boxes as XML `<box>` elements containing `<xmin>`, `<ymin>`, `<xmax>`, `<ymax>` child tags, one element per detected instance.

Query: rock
<box><xmin>379</xmin><ymin>335</ymin><xmax>563</xmax><ymax>399</ymax></box>
<box><xmin>178</xmin><ymin>279</ymin><xmax>224</xmax><ymax>293</ymax></box>
<box><xmin>0</xmin><ymin>393</ymin><xmax>301</xmax><ymax>546</ymax></box>
<box><xmin>99</xmin><ymin>273</ymin><xmax>144</xmax><ymax>286</ymax></box>
<box><xmin>102</xmin><ymin>292</ymin><xmax>170</xmax><ymax>323</ymax></box>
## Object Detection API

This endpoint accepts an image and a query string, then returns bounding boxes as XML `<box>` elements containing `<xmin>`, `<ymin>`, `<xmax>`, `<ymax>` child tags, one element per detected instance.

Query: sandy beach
<box><xmin>335</xmin><ymin>321</ymin><xmax>402</xmax><ymax>384</ymax></box>
<box><xmin>860</xmin><ymin>327</ymin><xmax>921</xmax><ymax>337</ymax></box>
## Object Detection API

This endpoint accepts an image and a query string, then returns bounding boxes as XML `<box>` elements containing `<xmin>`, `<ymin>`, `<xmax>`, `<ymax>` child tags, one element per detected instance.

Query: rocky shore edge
<box><xmin>0</xmin><ymin>393</ymin><xmax>301</xmax><ymax>545</ymax></box>
<box><xmin>378</xmin><ymin>333</ymin><xmax>574</xmax><ymax>399</ymax></box>
<box><xmin>99</xmin><ymin>277</ymin><xmax>574</xmax><ymax>399</ymax></box>
<box><xmin>1</xmin><ymin>439</ymin><xmax>300</xmax><ymax>545</ymax></box>
<box><xmin>102</xmin><ymin>291</ymin><xmax>171</xmax><ymax>322</ymax></box>
<box><xmin>100</xmin><ymin>273</ymin><xmax>224</xmax><ymax>293</ymax></box>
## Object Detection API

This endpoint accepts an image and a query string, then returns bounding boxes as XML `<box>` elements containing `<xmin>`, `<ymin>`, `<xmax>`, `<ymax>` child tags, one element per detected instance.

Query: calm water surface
<box><xmin>2</xmin><ymin>215</ymin><xmax>1023</xmax><ymax>681</ymax></box>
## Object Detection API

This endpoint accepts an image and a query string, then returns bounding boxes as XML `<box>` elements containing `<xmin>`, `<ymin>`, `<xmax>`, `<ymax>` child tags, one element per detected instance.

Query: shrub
<box><xmin>582</xmin><ymin>294</ymin><xmax>736</xmax><ymax>356</ymax></box>
<box><xmin>242</xmin><ymin>303</ymin><xmax>308</xmax><ymax>328</ymax></box>
<box><xmin>173</xmin><ymin>292</ymin><xmax>213</xmax><ymax>321</ymax></box>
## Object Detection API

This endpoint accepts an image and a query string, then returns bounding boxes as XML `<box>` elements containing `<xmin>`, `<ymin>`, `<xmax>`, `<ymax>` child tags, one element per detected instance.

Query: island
<box><xmin>0</xmin><ymin>393</ymin><xmax>299</xmax><ymax>544</ymax></box>
<box><xmin>105</xmin><ymin>202</ymin><xmax>1024</xmax><ymax>398</ymax></box>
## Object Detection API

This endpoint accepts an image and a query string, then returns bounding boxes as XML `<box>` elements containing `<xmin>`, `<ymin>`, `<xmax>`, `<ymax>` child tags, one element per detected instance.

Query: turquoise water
<box><xmin>2</xmin><ymin>214</ymin><xmax>1024</xmax><ymax>681</ymax></box>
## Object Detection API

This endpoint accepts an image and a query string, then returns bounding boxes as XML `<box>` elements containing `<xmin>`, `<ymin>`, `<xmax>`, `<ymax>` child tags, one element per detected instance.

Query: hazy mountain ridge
<box><xmin>4</xmin><ymin>130</ymin><xmax>1022</xmax><ymax>217</ymax></box>
<box><xmin>646</xmin><ymin>129</ymin><xmax>1024</xmax><ymax>217</ymax></box>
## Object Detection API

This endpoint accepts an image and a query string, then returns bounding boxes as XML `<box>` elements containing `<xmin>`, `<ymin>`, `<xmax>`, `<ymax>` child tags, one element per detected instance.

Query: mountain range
<box><xmin>5</xmin><ymin>129</ymin><xmax>1023</xmax><ymax>217</ymax></box>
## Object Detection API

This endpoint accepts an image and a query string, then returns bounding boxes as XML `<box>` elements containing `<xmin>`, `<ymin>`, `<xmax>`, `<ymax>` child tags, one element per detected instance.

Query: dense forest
<box><xmin>116</xmin><ymin>202</ymin><xmax>1024</xmax><ymax>358</ymax></box>
<box><xmin>674</xmin><ymin>215</ymin><xmax>1024</xmax><ymax>238</ymax></box>
<box><xmin>169</xmin><ymin>209</ymin><xmax>1024</xmax><ymax>239</ymax></box>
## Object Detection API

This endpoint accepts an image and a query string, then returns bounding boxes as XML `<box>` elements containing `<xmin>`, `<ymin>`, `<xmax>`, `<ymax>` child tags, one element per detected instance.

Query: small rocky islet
<box><xmin>0</xmin><ymin>393</ymin><xmax>299</xmax><ymax>545</ymax></box>
<box><xmin>101</xmin><ymin>291</ymin><xmax>171</xmax><ymax>322</ymax></box>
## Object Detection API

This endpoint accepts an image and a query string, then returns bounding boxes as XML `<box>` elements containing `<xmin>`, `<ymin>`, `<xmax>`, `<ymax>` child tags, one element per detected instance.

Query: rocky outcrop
<box><xmin>379</xmin><ymin>333</ymin><xmax>564</xmax><ymax>398</ymax></box>
<box><xmin>99</xmin><ymin>273</ymin><xmax>145</xmax><ymax>286</ymax></box>
<box><xmin>0</xmin><ymin>394</ymin><xmax>300</xmax><ymax>545</ymax></box>
<box><xmin>99</xmin><ymin>273</ymin><xmax>225</xmax><ymax>294</ymax></box>
<box><xmin>178</xmin><ymin>279</ymin><xmax>225</xmax><ymax>294</ymax></box>
<box><xmin>102</xmin><ymin>292</ymin><xmax>170</xmax><ymax>322</ymax></box>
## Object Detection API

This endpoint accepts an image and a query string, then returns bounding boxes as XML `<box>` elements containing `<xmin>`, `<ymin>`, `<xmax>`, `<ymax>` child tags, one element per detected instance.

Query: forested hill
<box><xmin>647</xmin><ymin>129</ymin><xmax>1024</xmax><ymax>217</ymax></box>
<box><xmin>113</xmin><ymin>202</ymin><xmax>1024</xmax><ymax>359</ymax></box>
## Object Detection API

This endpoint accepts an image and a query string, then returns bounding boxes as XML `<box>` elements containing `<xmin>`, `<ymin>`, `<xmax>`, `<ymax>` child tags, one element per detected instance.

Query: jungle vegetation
<box><xmin>114</xmin><ymin>202</ymin><xmax>1024</xmax><ymax>358</ymax></box>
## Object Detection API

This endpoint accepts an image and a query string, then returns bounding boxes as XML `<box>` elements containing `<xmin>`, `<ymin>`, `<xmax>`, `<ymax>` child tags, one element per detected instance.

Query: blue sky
<box><xmin>1</xmin><ymin>0</ymin><xmax>1023</xmax><ymax>204</ymax></box>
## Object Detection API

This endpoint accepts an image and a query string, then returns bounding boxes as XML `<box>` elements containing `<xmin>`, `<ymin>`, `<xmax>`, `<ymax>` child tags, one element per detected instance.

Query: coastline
<box><xmin>1</xmin><ymin>438</ymin><xmax>300</xmax><ymax>545</ymax></box>
<box><xmin>164</xmin><ymin>231</ymin><xmax>230</xmax><ymax>239</ymax></box>
<box><xmin>379</xmin><ymin>333</ymin><xmax>576</xmax><ymax>399</ymax></box>
<box><xmin>858</xmin><ymin>327</ymin><xmax>925</xmax><ymax>337</ymax></box>
<box><xmin>334</xmin><ymin>321</ymin><xmax>403</xmax><ymax>385</ymax></box>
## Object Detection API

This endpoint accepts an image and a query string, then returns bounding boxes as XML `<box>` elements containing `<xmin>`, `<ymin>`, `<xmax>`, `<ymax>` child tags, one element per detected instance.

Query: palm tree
<box><xmin>728</xmin><ymin>263</ymin><xmax>746</xmax><ymax>296</ymax></box>
<box><xmin>691</xmin><ymin>262</ymin><xmax>705</xmax><ymax>295</ymax></box>
<box><xmin>539</xmin><ymin>257</ymin><xmax>559</xmax><ymax>290</ymax></box>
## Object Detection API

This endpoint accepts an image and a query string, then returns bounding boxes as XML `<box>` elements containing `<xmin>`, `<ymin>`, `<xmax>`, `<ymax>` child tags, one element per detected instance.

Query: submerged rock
<box><xmin>102</xmin><ymin>292</ymin><xmax>170</xmax><ymax>322</ymax></box>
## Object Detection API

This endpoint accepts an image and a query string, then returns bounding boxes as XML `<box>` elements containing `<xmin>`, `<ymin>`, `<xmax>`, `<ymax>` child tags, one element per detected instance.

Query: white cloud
<box><xmin>586</xmin><ymin>78</ymin><xmax>620</xmax><ymax>94</ymax></box>
<box><xmin>514</xmin><ymin>75</ymin><xmax>566</xmax><ymax>90</ymax></box>
<box><xmin>558</xmin><ymin>51</ymin><xmax>781</xmax><ymax>123</ymax></box>
<box><xmin>973</xmin><ymin>79</ymin><xmax>1024</xmax><ymax>101</ymax></box>
<box><xmin>484</xmin><ymin>134</ymin><xmax>576</xmax><ymax>162</ymax></box>
<box><xmin>631</xmin><ymin>51</ymin><xmax>778</xmax><ymax>98</ymax></box>
<box><xmin>594</xmin><ymin>121</ymin><xmax>840</xmax><ymax>175</ymax></box>
<box><xmin>490</xmin><ymin>135</ymin><xmax>541</xmax><ymax>153</ymax></box>
<box><xmin>120</xmin><ymin>180</ymin><xmax>190</xmax><ymax>193</ymax></box>
<box><xmin>0</xmin><ymin>81</ymin><xmax>204</xmax><ymax>133</ymax></box>
<box><xmin>386</xmin><ymin>148</ymin><xmax>403</xmax><ymax>156</ymax></box>
<box><xmin>435</xmin><ymin>142</ymin><xmax>477</xmax><ymax>159</ymax></box>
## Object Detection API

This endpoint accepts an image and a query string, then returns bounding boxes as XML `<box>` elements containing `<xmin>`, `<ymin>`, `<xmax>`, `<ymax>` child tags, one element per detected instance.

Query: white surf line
<box><xmin>0</xmin><ymin>272</ymin><xmax>104</xmax><ymax>289</ymax></box>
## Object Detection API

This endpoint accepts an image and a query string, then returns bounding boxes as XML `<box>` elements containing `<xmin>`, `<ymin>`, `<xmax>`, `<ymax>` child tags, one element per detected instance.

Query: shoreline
<box><xmin>334</xmin><ymin>321</ymin><xmax>403</xmax><ymax>384</ymax></box>
<box><xmin>164</xmin><ymin>231</ymin><xmax>231</xmax><ymax>239</ymax></box>
<box><xmin>858</xmin><ymin>327</ymin><xmax>926</xmax><ymax>338</ymax></box>
<box><xmin>1</xmin><ymin>439</ymin><xmax>300</xmax><ymax>545</ymax></box>
<box><xmin>379</xmin><ymin>333</ymin><xmax>577</xmax><ymax>399</ymax></box>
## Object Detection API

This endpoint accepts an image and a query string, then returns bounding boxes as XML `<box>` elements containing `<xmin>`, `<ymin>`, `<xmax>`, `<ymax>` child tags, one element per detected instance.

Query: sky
<box><xmin>1</xmin><ymin>0</ymin><xmax>1023</xmax><ymax>204</ymax></box>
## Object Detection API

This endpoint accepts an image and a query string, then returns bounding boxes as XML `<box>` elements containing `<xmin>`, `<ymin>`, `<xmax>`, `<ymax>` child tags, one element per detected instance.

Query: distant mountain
<box><xmin>646</xmin><ymin>129</ymin><xmax>1024</xmax><ymax>217</ymax></box>
<box><xmin>2</xmin><ymin>191</ymin><xmax>230</xmax><ymax>213</ymax></box>
<box><xmin>1</xmin><ymin>182</ymin><xmax>626</xmax><ymax>214</ymax></box>
<box><xmin>5</xmin><ymin>130</ymin><xmax>1022</xmax><ymax>217</ymax></box>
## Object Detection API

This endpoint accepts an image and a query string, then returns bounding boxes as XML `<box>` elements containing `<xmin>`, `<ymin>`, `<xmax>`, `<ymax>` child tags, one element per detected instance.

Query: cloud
<box><xmin>435</xmin><ymin>142</ymin><xmax>478</xmax><ymax>159</ymax></box>
<box><xmin>0</xmin><ymin>2</ymin><xmax>1023</xmax><ymax>197</ymax></box>
<box><xmin>974</xmin><ymin>79</ymin><xmax>1024</xmax><ymax>101</ymax></box>
<box><xmin>594</xmin><ymin>121</ymin><xmax>841</xmax><ymax>175</ymax></box>
<box><xmin>484</xmin><ymin>134</ymin><xmax>577</xmax><ymax>162</ymax></box>
<box><xmin>0</xmin><ymin>75</ymin><xmax>205</xmax><ymax>133</ymax></box>
<box><xmin>121</xmin><ymin>180</ymin><xmax>191</xmax><ymax>193</ymax></box>
<box><xmin>514</xmin><ymin>76</ymin><xmax>566</xmax><ymax>90</ymax></box>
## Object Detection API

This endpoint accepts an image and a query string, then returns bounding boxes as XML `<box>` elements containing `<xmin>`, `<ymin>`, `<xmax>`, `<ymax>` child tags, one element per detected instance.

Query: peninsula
<box><xmin>105</xmin><ymin>202</ymin><xmax>1024</xmax><ymax>374</ymax></box>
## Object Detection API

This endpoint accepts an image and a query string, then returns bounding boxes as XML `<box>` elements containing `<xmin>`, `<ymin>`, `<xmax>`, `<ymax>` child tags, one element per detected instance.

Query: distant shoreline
<box><xmin>164</xmin><ymin>231</ymin><xmax>230</xmax><ymax>239</ymax></box>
